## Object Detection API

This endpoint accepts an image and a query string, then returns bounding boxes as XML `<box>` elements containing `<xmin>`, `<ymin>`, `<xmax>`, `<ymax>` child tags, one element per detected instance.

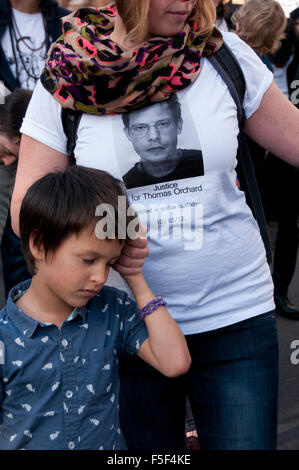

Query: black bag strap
<box><xmin>61</xmin><ymin>108</ymin><xmax>82</xmax><ymax>165</ymax></box>
<box><xmin>209</xmin><ymin>43</ymin><xmax>272</xmax><ymax>264</ymax></box>
<box><xmin>209</xmin><ymin>43</ymin><xmax>246</xmax><ymax>127</ymax></box>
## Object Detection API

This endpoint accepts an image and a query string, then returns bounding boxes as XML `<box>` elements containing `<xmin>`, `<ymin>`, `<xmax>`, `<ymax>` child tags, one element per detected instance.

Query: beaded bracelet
<box><xmin>139</xmin><ymin>296</ymin><xmax>166</xmax><ymax>320</ymax></box>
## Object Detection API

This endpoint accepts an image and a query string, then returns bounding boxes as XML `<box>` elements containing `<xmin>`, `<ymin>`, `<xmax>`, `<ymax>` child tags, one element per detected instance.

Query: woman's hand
<box><xmin>117</xmin><ymin>261</ymin><xmax>191</xmax><ymax>379</ymax></box>
<box><xmin>113</xmin><ymin>225</ymin><xmax>149</xmax><ymax>277</ymax></box>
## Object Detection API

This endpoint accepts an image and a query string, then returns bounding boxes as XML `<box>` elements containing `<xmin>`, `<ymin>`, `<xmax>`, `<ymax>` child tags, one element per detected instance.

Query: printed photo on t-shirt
<box><xmin>116</xmin><ymin>93</ymin><xmax>204</xmax><ymax>189</ymax></box>
<box><xmin>113</xmin><ymin>93</ymin><xmax>205</xmax><ymax>251</ymax></box>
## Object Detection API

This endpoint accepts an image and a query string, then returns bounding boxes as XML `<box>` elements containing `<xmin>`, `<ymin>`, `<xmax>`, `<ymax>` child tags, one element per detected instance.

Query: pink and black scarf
<box><xmin>41</xmin><ymin>3</ymin><xmax>223</xmax><ymax>115</ymax></box>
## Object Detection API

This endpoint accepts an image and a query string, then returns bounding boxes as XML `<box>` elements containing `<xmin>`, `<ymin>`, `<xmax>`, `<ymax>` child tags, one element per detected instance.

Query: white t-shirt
<box><xmin>1</xmin><ymin>9</ymin><xmax>48</xmax><ymax>90</ymax></box>
<box><xmin>21</xmin><ymin>32</ymin><xmax>275</xmax><ymax>334</ymax></box>
<box><xmin>215</xmin><ymin>18</ymin><xmax>229</xmax><ymax>32</ymax></box>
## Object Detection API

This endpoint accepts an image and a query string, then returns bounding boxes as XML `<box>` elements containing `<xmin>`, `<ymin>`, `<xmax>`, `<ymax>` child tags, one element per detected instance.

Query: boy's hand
<box><xmin>113</xmin><ymin>225</ymin><xmax>149</xmax><ymax>277</ymax></box>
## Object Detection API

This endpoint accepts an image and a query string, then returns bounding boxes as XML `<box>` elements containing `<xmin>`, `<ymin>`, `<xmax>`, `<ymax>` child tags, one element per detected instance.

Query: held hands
<box><xmin>113</xmin><ymin>224</ymin><xmax>191</xmax><ymax>377</ymax></box>
<box><xmin>113</xmin><ymin>224</ymin><xmax>149</xmax><ymax>278</ymax></box>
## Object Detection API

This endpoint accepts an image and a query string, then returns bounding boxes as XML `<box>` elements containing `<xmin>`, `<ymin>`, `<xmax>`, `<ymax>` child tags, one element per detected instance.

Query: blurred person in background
<box><xmin>223</xmin><ymin>0</ymin><xmax>243</xmax><ymax>31</ymax></box>
<box><xmin>268</xmin><ymin>7</ymin><xmax>299</xmax><ymax>105</ymax></box>
<box><xmin>266</xmin><ymin>7</ymin><xmax>299</xmax><ymax>319</ymax></box>
<box><xmin>232</xmin><ymin>0</ymin><xmax>286</xmax><ymax>61</ymax></box>
<box><xmin>0</xmin><ymin>0</ymin><xmax>69</xmax><ymax>300</ymax></box>
<box><xmin>233</xmin><ymin>0</ymin><xmax>299</xmax><ymax>320</ymax></box>
<box><xmin>0</xmin><ymin>89</ymin><xmax>32</xmax><ymax>245</ymax></box>
<box><xmin>213</xmin><ymin>0</ymin><xmax>229</xmax><ymax>31</ymax></box>
<box><xmin>288</xmin><ymin>8</ymin><xmax>299</xmax><ymax>98</ymax></box>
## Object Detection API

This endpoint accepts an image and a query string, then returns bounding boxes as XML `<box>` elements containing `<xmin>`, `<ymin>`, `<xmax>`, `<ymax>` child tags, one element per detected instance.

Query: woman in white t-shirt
<box><xmin>10</xmin><ymin>0</ymin><xmax>299</xmax><ymax>450</ymax></box>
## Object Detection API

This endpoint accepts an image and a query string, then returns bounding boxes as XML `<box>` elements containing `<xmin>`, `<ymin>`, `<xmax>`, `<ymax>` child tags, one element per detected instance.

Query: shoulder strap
<box><xmin>209</xmin><ymin>43</ymin><xmax>246</xmax><ymax>127</ymax></box>
<box><xmin>61</xmin><ymin>108</ymin><xmax>82</xmax><ymax>165</ymax></box>
<box><xmin>208</xmin><ymin>43</ymin><xmax>272</xmax><ymax>264</ymax></box>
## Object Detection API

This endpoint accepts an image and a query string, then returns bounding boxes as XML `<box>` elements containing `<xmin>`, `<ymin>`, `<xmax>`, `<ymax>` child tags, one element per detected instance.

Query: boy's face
<box><xmin>0</xmin><ymin>132</ymin><xmax>20</xmax><ymax>166</ymax></box>
<box><xmin>34</xmin><ymin>228</ymin><xmax>123</xmax><ymax>314</ymax></box>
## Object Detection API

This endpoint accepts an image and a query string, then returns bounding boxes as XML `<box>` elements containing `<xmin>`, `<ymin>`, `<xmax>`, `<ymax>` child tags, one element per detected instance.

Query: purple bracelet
<box><xmin>139</xmin><ymin>296</ymin><xmax>166</xmax><ymax>320</ymax></box>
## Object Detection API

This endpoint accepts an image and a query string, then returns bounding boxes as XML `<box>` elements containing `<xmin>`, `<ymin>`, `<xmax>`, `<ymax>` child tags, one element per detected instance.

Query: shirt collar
<box><xmin>6</xmin><ymin>279</ymin><xmax>88</xmax><ymax>338</ymax></box>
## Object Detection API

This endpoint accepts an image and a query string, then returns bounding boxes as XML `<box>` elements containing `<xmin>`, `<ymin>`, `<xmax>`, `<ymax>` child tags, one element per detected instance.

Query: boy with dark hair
<box><xmin>0</xmin><ymin>164</ymin><xmax>190</xmax><ymax>450</ymax></box>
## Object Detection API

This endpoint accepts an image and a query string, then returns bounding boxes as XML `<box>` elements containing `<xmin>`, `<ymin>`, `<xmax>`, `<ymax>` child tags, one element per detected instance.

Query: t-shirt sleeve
<box><xmin>20</xmin><ymin>80</ymin><xmax>68</xmax><ymax>155</ymax></box>
<box><xmin>222</xmin><ymin>32</ymin><xmax>274</xmax><ymax>119</ymax></box>
<box><xmin>117</xmin><ymin>293</ymin><xmax>148</xmax><ymax>355</ymax></box>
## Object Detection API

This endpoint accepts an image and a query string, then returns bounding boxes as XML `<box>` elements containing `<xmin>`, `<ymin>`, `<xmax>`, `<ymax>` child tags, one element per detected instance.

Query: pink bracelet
<box><xmin>139</xmin><ymin>296</ymin><xmax>166</xmax><ymax>320</ymax></box>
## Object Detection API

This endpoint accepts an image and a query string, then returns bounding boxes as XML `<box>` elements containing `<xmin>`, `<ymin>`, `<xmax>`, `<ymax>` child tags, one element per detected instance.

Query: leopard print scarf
<box><xmin>41</xmin><ymin>3</ymin><xmax>223</xmax><ymax>115</ymax></box>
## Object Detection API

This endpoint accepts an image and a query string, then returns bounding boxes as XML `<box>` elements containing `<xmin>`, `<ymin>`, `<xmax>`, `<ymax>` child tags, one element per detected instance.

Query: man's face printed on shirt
<box><xmin>124</xmin><ymin>101</ymin><xmax>183</xmax><ymax>174</ymax></box>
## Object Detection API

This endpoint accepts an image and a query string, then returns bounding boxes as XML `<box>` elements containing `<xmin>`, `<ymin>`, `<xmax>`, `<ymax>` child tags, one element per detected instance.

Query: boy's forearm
<box><xmin>124</xmin><ymin>273</ymin><xmax>191</xmax><ymax>377</ymax></box>
<box><xmin>123</xmin><ymin>272</ymin><xmax>156</xmax><ymax>308</ymax></box>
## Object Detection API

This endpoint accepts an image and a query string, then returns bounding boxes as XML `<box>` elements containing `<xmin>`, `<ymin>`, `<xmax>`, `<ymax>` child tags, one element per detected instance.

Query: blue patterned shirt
<box><xmin>0</xmin><ymin>280</ymin><xmax>148</xmax><ymax>450</ymax></box>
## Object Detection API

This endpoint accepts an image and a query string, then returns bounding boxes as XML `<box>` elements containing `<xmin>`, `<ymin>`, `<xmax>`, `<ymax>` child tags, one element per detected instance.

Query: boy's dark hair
<box><xmin>0</xmin><ymin>89</ymin><xmax>32</xmax><ymax>137</ymax></box>
<box><xmin>20</xmin><ymin>165</ymin><xmax>134</xmax><ymax>275</ymax></box>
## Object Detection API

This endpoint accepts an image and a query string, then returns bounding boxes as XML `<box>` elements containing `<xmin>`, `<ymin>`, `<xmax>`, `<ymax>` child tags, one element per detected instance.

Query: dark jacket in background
<box><xmin>0</xmin><ymin>0</ymin><xmax>69</xmax><ymax>91</ymax></box>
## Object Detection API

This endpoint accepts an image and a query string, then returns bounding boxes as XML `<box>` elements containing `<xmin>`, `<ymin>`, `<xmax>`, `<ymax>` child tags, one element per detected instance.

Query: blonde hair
<box><xmin>115</xmin><ymin>0</ymin><xmax>216</xmax><ymax>45</ymax></box>
<box><xmin>232</xmin><ymin>0</ymin><xmax>286</xmax><ymax>55</ymax></box>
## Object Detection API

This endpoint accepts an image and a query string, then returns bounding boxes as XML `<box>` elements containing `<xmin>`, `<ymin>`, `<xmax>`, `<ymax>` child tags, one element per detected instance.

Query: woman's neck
<box><xmin>10</xmin><ymin>0</ymin><xmax>41</xmax><ymax>14</ymax></box>
<box><xmin>109</xmin><ymin>12</ymin><xmax>134</xmax><ymax>50</ymax></box>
